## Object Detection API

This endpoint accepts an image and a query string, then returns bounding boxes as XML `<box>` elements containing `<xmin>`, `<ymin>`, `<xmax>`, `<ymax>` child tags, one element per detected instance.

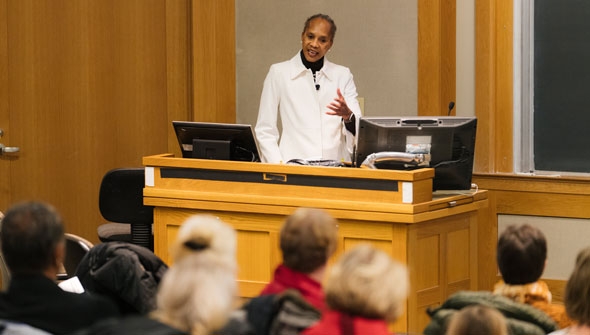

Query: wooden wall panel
<box><xmin>493</xmin><ymin>1</ymin><xmax>513</xmax><ymax>172</ymax></box>
<box><xmin>192</xmin><ymin>0</ymin><xmax>235</xmax><ymax>123</ymax></box>
<box><xmin>418</xmin><ymin>0</ymin><xmax>456</xmax><ymax>116</ymax></box>
<box><xmin>474</xmin><ymin>0</ymin><xmax>494</xmax><ymax>172</ymax></box>
<box><xmin>475</xmin><ymin>0</ymin><xmax>513</xmax><ymax>173</ymax></box>
<box><xmin>0</xmin><ymin>0</ymin><xmax>191</xmax><ymax>242</ymax></box>
<box><xmin>408</xmin><ymin>213</ymin><xmax>477</xmax><ymax>332</ymax></box>
<box><xmin>166</xmin><ymin>1</ymin><xmax>192</xmax><ymax>156</ymax></box>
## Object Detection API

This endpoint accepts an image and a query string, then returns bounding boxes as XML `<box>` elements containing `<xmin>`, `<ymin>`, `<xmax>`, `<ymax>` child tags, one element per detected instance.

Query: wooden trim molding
<box><xmin>474</xmin><ymin>0</ymin><xmax>513</xmax><ymax>173</ymax></box>
<box><xmin>418</xmin><ymin>0</ymin><xmax>456</xmax><ymax>116</ymax></box>
<box><xmin>473</xmin><ymin>173</ymin><xmax>590</xmax><ymax>218</ymax></box>
<box><xmin>474</xmin><ymin>173</ymin><xmax>590</xmax><ymax>195</ymax></box>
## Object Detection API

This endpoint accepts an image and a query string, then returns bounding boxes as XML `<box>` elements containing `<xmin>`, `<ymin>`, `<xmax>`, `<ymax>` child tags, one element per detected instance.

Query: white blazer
<box><xmin>255</xmin><ymin>53</ymin><xmax>362</xmax><ymax>164</ymax></box>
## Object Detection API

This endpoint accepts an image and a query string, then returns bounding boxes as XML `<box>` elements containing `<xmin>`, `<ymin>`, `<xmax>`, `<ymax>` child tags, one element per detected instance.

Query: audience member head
<box><xmin>171</xmin><ymin>214</ymin><xmax>237</xmax><ymax>269</ymax></box>
<box><xmin>497</xmin><ymin>224</ymin><xmax>547</xmax><ymax>285</ymax></box>
<box><xmin>154</xmin><ymin>256</ymin><xmax>236</xmax><ymax>335</ymax></box>
<box><xmin>564</xmin><ymin>246</ymin><xmax>590</xmax><ymax>326</ymax></box>
<box><xmin>0</xmin><ymin>201</ymin><xmax>65</xmax><ymax>277</ymax></box>
<box><xmin>280</xmin><ymin>207</ymin><xmax>338</xmax><ymax>274</ymax></box>
<box><xmin>325</xmin><ymin>244</ymin><xmax>409</xmax><ymax>322</ymax></box>
<box><xmin>446</xmin><ymin>304</ymin><xmax>508</xmax><ymax>335</ymax></box>
<box><xmin>153</xmin><ymin>214</ymin><xmax>238</xmax><ymax>335</ymax></box>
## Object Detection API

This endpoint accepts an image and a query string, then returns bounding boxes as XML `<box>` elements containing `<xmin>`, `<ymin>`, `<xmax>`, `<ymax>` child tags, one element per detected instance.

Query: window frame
<box><xmin>517</xmin><ymin>0</ymin><xmax>590</xmax><ymax>177</ymax></box>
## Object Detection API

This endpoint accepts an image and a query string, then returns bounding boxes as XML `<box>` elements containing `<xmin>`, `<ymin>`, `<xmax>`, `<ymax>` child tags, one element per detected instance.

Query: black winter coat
<box><xmin>75</xmin><ymin>242</ymin><xmax>168</xmax><ymax>315</ymax></box>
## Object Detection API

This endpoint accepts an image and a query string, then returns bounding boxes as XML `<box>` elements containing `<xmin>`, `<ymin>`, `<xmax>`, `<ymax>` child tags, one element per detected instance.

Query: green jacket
<box><xmin>423</xmin><ymin>291</ymin><xmax>558</xmax><ymax>335</ymax></box>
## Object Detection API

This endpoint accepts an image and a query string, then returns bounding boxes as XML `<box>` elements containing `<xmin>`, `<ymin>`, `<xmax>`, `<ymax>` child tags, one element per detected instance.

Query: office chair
<box><xmin>60</xmin><ymin>233</ymin><xmax>94</xmax><ymax>280</ymax></box>
<box><xmin>0</xmin><ymin>251</ymin><xmax>9</xmax><ymax>291</ymax></box>
<box><xmin>2</xmin><ymin>233</ymin><xmax>91</xmax><ymax>284</ymax></box>
<box><xmin>97</xmin><ymin>168</ymin><xmax>154</xmax><ymax>250</ymax></box>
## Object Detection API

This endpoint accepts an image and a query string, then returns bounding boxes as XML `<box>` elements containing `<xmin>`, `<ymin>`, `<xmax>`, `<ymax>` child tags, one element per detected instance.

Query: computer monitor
<box><xmin>173</xmin><ymin>121</ymin><xmax>261</xmax><ymax>162</ymax></box>
<box><xmin>354</xmin><ymin>116</ymin><xmax>477</xmax><ymax>190</ymax></box>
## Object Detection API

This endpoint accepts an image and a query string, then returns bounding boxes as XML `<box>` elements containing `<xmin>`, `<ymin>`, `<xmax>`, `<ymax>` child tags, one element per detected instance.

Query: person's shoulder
<box><xmin>323</xmin><ymin>60</ymin><xmax>353</xmax><ymax>76</ymax></box>
<box><xmin>62</xmin><ymin>291</ymin><xmax>120</xmax><ymax>317</ymax></box>
<box><xmin>268</xmin><ymin>56</ymin><xmax>297</xmax><ymax>72</ymax></box>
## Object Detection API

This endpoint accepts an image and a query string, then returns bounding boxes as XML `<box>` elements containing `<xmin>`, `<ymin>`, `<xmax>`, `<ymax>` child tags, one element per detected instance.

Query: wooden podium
<box><xmin>143</xmin><ymin>153</ymin><xmax>487</xmax><ymax>334</ymax></box>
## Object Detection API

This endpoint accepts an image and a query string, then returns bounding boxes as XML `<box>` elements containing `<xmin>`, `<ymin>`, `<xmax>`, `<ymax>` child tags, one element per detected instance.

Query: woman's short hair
<box><xmin>446</xmin><ymin>304</ymin><xmax>508</xmax><ymax>335</ymax></box>
<box><xmin>564</xmin><ymin>246</ymin><xmax>590</xmax><ymax>326</ymax></box>
<box><xmin>302</xmin><ymin>13</ymin><xmax>337</xmax><ymax>41</ymax></box>
<box><xmin>0</xmin><ymin>201</ymin><xmax>65</xmax><ymax>274</ymax></box>
<box><xmin>497</xmin><ymin>224</ymin><xmax>547</xmax><ymax>285</ymax></box>
<box><xmin>325</xmin><ymin>244</ymin><xmax>408</xmax><ymax>322</ymax></box>
<box><xmin>280</xmin><ymin>207</ymin><xmax>338</xmax><ymax>274</ymax></box>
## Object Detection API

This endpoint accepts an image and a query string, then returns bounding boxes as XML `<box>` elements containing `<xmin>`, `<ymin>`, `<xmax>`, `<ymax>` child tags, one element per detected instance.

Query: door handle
<box><xmin>0</xmin><ymin>129</ymin><xmax>20</xmax><ymax>156</ymax></box>
<box><xmin>0</xmin><ymin>143</ymin><xmax>20</xmax><ymax>156</ymax></box>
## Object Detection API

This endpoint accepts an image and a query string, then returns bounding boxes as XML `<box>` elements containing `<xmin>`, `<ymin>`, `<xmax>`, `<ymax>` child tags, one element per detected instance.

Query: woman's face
<box><xmin>301</xmin><ymin>18</ymin><xmax>333</xmax><ymax>63</ymax></box>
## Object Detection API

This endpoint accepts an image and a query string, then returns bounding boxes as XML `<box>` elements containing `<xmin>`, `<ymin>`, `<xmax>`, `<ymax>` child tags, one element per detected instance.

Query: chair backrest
<box><xmin>99</xmin><ymin>168</ymin><xmax>154</xmax><ymax>248</ymax></box>
<box><xmin>62</xmin><ymin>233</ymin><xmax>94</xmax><ymax>279</ymax></box>
<box><xmin>99</xmin><ymin>168</ymin><xmax>153</xmax><ymax>224</ymax></box>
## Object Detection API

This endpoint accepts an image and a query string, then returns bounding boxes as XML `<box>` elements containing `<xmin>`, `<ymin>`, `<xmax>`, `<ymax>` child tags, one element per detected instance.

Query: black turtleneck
<box><xmin>300</xmin><ymin>50</ymin><xmax>324</xmax><ymax>73</ymax></box>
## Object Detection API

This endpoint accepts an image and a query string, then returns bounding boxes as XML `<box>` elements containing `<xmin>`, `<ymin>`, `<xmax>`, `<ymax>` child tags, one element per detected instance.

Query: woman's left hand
<box><xmin>326</xmin><ymin>88</ymin><xmax>353</xmax><ymax>120</ymax></box>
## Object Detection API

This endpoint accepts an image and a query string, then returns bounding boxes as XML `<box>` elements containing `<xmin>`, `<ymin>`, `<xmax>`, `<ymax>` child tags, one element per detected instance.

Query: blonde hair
<box><xmin>172</xmin><ymin>214</ymin><xmax>236</xmax><ymax>270</ymax></box>
<box><xmin>152</xmin><ymin>214</ymin><xmax>237</xmax><ymax>335</ymax></box>
<box><xmin>446</xmin><ymin>305</ymin><xmax>508</xmax><ymax>335</ymax></box>
<box><xmin>280</xmin><ymin>207</ymin><xmax>338</xmax><ymax>273</ymax></box>
<box><xmin>325</xmin><ymin>244</ymin><xmax>409</xmax><ymax>322</ymax></box>
<box><xmin>564</xmin><ymin>246</ymin><xmax>590</xmax><ymax>325</ymax></box>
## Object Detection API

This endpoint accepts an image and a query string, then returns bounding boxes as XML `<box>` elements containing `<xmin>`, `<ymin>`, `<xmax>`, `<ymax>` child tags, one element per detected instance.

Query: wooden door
<box><xmin>0</xmin><ymin>0</ymin><xmax>191</xmax><ymax>242</ymax></box>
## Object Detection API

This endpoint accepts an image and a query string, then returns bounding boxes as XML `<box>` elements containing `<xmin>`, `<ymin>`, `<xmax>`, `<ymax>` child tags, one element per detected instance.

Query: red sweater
<box><xmin>302</xmin><ymin>310</ymin><xmax>392</xmax><ymax>335</ymax></box>
<box><xmin>260</xmin><ymin>264</ymin><xmax>326</xmax><ymax>311</ymax></box>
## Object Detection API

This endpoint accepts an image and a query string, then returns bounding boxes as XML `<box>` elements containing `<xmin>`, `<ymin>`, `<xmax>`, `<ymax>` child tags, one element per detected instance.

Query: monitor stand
<box><xmin>192</xmin><ymin>139</ymin><xmax>232</xmax><ymax>160</ymax></box>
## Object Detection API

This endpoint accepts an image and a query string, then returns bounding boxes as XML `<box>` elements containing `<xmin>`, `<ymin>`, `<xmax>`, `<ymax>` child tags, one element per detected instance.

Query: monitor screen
<box><xmin>354</xmin><ymin>116</ymin><xmax>477</xmax><ymax>190</ymax></box>
<box><xmin>173</xmin><ymin>121</ymin><xmax>261</xmax><ymax>162</ymax></box>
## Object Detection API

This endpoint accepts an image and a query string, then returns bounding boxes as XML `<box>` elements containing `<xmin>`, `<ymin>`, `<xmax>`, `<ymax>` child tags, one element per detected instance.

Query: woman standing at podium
<box><xmin>255</xmin><ymin>13</ymin><xmax>362</xmax><ymax>164</ymax></box>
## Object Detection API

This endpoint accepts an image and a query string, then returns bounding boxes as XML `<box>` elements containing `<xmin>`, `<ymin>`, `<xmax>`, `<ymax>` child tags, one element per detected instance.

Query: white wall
<box><xmin>456</xmin><ymin>0</ymin><xmax>475</xmax><ymax>117</ymax></box>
